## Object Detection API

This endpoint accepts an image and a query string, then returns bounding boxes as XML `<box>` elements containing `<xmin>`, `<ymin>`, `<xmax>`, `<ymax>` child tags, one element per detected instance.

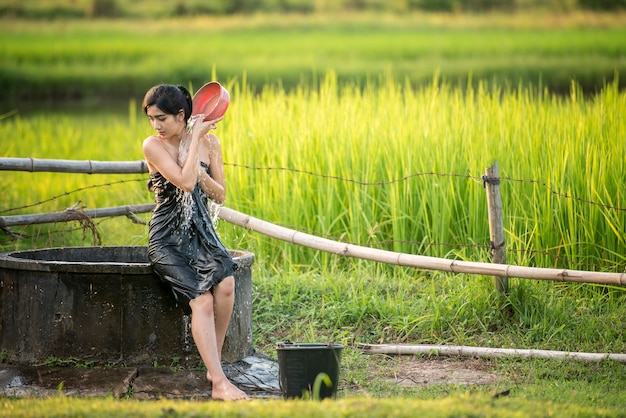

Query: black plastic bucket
<box><xmin>276</xmin><ymin>342</ymin><xmax>343</xmax><ymax>399</ymax></box>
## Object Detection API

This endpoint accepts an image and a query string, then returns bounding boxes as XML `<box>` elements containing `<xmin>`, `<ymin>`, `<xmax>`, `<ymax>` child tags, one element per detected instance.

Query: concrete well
<box><xmin>0</xmin><ymin>246</ymin><xmax>253</xmax><ymax>366</ymax></box>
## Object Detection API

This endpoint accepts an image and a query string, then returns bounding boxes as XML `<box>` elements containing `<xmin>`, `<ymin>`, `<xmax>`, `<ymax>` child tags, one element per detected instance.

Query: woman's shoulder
<box><xmin>142</xmin><ymin>136</ymin><xmax>162</xmax><ymax>175</ymax></box>
<box><xmin>143</xmin><ymin>135</ymin><xmax>169</xmax><ymax>160</ymax></box>
<box><xmin>142</xmin><ymin>135</ymin><xmax>160</xmax><ymax>148</ymax></box>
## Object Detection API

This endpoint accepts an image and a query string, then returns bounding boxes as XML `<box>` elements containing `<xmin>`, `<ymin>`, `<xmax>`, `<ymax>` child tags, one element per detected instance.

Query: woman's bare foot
<box><xmin>211</xmin><ymin>378</ymin><xmax>250</xmax><ymax>401</ymax></box>
<box><xmin>206</xmin><ymin>371</ymin><xmax>212</xmax><ymax>383</ymax></box>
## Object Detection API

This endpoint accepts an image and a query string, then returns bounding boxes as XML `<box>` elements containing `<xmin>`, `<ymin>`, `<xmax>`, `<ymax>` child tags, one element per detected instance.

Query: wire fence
<box><xmin>226</xmin><ymin>162</ymin><xmax>626</xmax><ymax>212</ymax></box>
<box><xmin>1</xmin><ymin>158</ymin><xmax>624</xmax><ymax>274</ymax></box>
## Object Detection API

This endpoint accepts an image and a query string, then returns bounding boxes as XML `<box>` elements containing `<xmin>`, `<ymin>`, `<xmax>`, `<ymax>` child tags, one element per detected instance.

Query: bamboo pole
<box><xmin>1</xmin><ymin>202</ymin><xmax>624</xmax><ymax>285</ymax></box>
<box><xmin>0</xmin><ymin>157</ymin><xmax>148</xmax><ymax>174</ymax></box>
<box><xmin>1</xmin><ymin>202</ymin><xmax>624</xmax><ymax>286</ymax></box>
<box><xmin>359</xmin><ymin>343</ymin><xmax>626</xmax><ymax>363</ymax></box>
<box><xmin>484</xmin><ymin>161</ymin><xmax>508</xmax><ymax>294</ymax></box>
<box><xmin>219</xmin><ymin>207</ymin><xmax>626</xmax><ymax>286</ymax></box>
<box><xmin>0</xmin><ymin>204</ymin><xmax>155</xmax><ymax>227</ymax></box>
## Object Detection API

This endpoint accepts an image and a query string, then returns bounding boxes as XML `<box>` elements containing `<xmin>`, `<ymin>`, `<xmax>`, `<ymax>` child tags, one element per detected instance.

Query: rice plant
<box><xmin>1</xmin><ymin>73</ymin><xmax>624</xmax><ymax>355</ymax></box>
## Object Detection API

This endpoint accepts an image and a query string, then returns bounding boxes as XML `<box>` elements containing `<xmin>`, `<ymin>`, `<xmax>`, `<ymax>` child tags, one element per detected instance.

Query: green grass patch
<box><xmin>1</xmin><ymin>76</ymin><xmax>624</xmax><ymax>352</ymax></box>
<box><xmin>1</xmin><ymin>47</ymin><xmax>625</xmax><ymax>415</ymax></box>
<box><xmin>1</xmin><ymin>392</ymin><xmax>623</xmax><ymax>417</ymax></box>
<box><xmin>1</xmin><ymin>12</ymin><xmax>626</xmax><ymax>108</ymax></box>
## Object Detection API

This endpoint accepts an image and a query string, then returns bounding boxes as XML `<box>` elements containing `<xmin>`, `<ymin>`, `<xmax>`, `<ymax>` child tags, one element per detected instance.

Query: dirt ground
<box><xmin>0</xmin><ymin>355</ymin><xmax>505</xmax><ymax>399</ymax></box>
<box><xmin>385</xmin><ymin>356</ymin><xmax>503</xmax><ymax>387</ymax></box>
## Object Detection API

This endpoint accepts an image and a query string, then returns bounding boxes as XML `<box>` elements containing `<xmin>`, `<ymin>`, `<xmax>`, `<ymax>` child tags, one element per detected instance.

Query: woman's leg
<box><xmin>189</xmin><ymin>292</ymin><xmax>249</xmax><ymax>400</ymax></box>
<box><xmin>212</xmin><ymin>275</ymin><xmax>235</xmax><ymax>355</ymax></box>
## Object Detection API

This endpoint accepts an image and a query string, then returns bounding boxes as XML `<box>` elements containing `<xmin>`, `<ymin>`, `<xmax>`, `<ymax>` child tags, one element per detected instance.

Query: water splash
<box><xmin>177</xmin><ymin>137</ymin><xmax>191</xmax><ymax>167</ymax></box>
<box><xmin>176</xmin><ymin>190</ymin><xmax>194</xmax><ymax>229</ymax></box>
<box><xmin>182</xmin><ymin>314</ymin><xmax>192</xmax><ymax>352</ymax></box>
<box><xmin>207</xmin><ymin>200</ymin><xmax>223</xmax><ymax>230</ymax></box>
<box><xmin>177</xmin><ymin>118</ymin><xmax>222</xmax><ymax>230</ymax></box>
<box><xmin>177</xmin><ymin>117</ymin><xmax>196</xmax><ymax>167</ymax></box>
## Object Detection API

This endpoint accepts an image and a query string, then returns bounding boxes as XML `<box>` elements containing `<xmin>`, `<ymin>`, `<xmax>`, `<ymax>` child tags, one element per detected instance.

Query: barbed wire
<box><xmin>501</xmin><ymin>176</ymin><xmax>626</xmax><ymax>212</ymax></box>
<box><xmin>0</xmin><ymin>220</ymin><xmax>106</xmax><ymax>247</ymax></box>
<box><xmin>1</xmin><ymin>165</ymin><xmax>624</xmax><ymax>271</ymax></box>
<box><xmin>225</xmin><ymin>162</ymin><xmax>480</xmax><ymax>186</ymax></box>
<box><xmin>0</xmin><ymin>178</ymin><xmax>148</xmax><ymax>215</ymax></box>
<box><xmin>225</xmin><ymin>163</ymin><xmax>626</xmax><ymax>211</ymax></box>
<box><xmin>3</xmin><ymin>165</ymin><xmax>624</xmax><ymax>213</ymax></box>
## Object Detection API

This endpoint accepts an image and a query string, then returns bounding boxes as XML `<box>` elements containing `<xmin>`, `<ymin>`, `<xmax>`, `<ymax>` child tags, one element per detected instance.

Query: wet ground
<box><xmin>1</xmin><ymin>353</ymin><xmax>507</xmax><ymax>400</ymax></box>
<box><xmin>0</xmin><ymin>354</ymin><xmax>282</xmax><ymax>399</ymax></box>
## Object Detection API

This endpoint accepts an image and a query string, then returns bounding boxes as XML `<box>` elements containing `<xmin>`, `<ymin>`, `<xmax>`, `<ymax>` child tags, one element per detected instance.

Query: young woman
<box><xmin>142</xmin><ymin>84</ymin><xmax>249</xmax><ymax>401</ymax></box>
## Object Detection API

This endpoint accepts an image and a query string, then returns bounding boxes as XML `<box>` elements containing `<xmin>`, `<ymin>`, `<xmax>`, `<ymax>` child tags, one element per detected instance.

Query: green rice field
<box><xmin>1</xmin><ymin>12</ymin><xmax>626</xmax><ymax>108</ymax></box>
<box><xmin>1</xmin><ymin>12</ymin><xmax>625</xmax><ymax>416</ymax></box>
<box><xmin>2</xmin><ymin>74</ymin><xmax>625</xmax><ymax>274</ymax></box>
<box><xmin>2</xmin><ymin>72</ymin><xmax>625</xmax><ymax>349</ymax></box>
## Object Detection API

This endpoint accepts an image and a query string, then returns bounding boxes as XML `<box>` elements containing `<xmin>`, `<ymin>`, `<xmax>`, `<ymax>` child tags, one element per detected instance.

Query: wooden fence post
<box><xmin>484</xmin><ymin>161</ymin><xmax>508</xmax><ymax>294</ymax></box>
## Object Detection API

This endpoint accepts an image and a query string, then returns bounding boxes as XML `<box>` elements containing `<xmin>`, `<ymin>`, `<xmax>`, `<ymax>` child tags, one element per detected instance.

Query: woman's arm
<box><xmin>198</xmin><ymin>133</ymin><xmax>227</xmax><ymax>204</ymax></box>
<box><xmin>142</xmin><ymin>116</ymin><xmax>211</xmax><ymax>192</ymax></box>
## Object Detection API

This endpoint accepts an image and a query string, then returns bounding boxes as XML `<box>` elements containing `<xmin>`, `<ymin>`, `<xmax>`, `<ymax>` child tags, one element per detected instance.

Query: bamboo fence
<box><xmin>218</xmin><ymin>207</ymin><xmax>626</xmax><ymax>286</ymax></box>
<box><xmin>0</xmin><ymin>157</ymin><xmax>148</xmax><ymax>174</ymax></box>
<box><xmin>0</xmin><ymin>203</ymin><xmax>155</xmax><ymax>227</ymax></box>
<box><xmin>359</xmin><ymin>343</ymin><xmax>626</xmax><ymax>363</ymax></box>
<box><xmin>1</xmin><ymin>157</ymin><xmax>625</xmax><ymax>286</ymax></box>
<box><xmin>484</xmin><ymin>161</ymin><xmax>508</xmax><ymax>293</ymax></box>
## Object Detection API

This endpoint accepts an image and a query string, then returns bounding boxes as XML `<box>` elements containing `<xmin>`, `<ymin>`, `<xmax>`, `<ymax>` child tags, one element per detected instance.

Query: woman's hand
<box><xmin>203</xmin><ymin>114</ymin><xmax>224</xmax><ymax>125</ymax></box>
<box><xmin>190</xmin><ymin>115</ymin><xmax>223</xmax><ymax>139</ymax></box>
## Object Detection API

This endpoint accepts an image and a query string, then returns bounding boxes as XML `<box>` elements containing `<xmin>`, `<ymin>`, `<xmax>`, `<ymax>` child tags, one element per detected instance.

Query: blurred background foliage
<box><xmin>0</xmin><ymin>0</ymin><xmax>624</xmax><ymax>19</ymax></box>
<box><xmin>1</xmin><ymin>1</ymin><xmax>624</xmax><ymax>108</ymax></box>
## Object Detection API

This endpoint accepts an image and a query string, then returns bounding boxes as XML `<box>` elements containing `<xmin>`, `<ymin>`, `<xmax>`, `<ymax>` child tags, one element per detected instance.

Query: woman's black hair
<box><xmin>142</xmin><ymin>84</ymin><xmax>193</xmax><ymax>123</ymax></box>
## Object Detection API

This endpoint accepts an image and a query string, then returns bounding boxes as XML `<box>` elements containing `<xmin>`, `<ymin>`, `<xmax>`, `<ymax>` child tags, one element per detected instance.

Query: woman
<box><xmin>142</xmin><ymin>84</ymin><xmax>249</xmax><ymax>401</ymax></box>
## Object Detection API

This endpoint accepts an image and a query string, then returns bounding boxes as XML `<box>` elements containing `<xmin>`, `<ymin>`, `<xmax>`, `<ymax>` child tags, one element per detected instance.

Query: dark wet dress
<box><xmin>147</xmin><ymin>162</ymin><xmax>234</xmax><ymax>314</ymax></box>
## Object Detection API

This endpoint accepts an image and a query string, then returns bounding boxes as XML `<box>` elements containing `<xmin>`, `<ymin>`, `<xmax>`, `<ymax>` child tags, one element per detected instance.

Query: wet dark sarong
<box><xmin>147</xmin><ymin>162</ymin><xmax>234</xmax><ymax>314</ymax></box>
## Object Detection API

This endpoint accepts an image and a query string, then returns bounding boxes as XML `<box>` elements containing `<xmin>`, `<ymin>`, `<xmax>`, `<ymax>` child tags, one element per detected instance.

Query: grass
<box><xmin>221</xmin><ymin>75</ymin><xmax>626</xmax><ymax>273</ymax></box>
<box><xmin>2</xmin><ymin>349</ymin><xmax>626</xmax><ymax>415</ymax></box>
<box><xmin>251</xmin><ymin>268</ymin><xmax>626</xmax><ymax>360</ymax></box>
<box><xmin>340</xmin><ymin>352</ymin><xmax>626</xmax><ymax>409</ymax></box>
<box><xmin>3</xmin><ymin>77</ymin><xmax>624</xmax><ymax>416</ymax></box>
<box><xmin>1</xmin><ymin>76</ymin><xmax>624</xmax><ymax>352</ymax></box>
<box><xmin>2</xmin><ymin>393</ymin><xmax>622</xmax><ymax>418</ymax></box>
<box><xmin>1</xmin><ymin>11</ymin><xmax>626</xmax><ymax>108</ymax></box>
<box><xmin>1</xmin><ymin>12</ymin><xmax>625</xmax><ymax>416</ymax></box>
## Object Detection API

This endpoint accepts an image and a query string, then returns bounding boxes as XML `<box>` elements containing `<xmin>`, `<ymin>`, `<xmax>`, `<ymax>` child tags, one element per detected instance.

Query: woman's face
<box><xmin>146</xmin><ymin>105</ymin><xmax>185</xmax><ymax>140</ymax></box>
